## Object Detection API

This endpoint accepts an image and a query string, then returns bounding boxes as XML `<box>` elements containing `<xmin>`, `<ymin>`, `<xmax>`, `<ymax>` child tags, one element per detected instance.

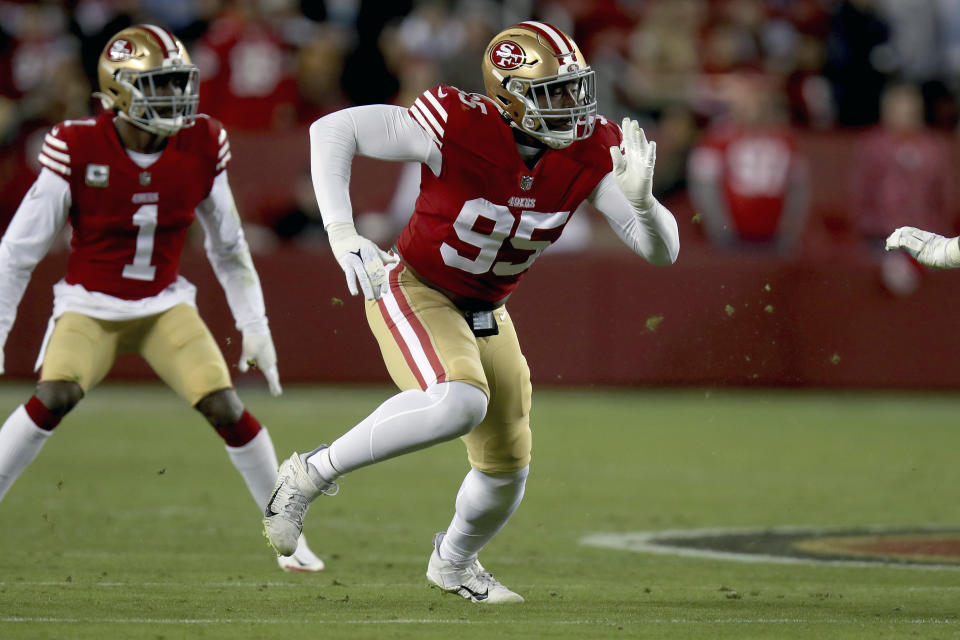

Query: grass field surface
<box><xmin>0</xmin><ymin>382</ymin><xmax>958</xmax><ymax>639</ymax></box>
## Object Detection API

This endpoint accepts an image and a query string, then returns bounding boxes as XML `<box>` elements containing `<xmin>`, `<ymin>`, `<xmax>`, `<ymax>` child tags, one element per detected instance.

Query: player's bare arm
<box><xmin>885</xmin><ymin>227</ymin><xmax>960</xmax><ymax>268</ymax></box>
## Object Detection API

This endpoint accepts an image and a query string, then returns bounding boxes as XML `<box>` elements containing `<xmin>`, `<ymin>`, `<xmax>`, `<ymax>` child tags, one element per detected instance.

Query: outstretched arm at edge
<box><xmin>886</xmin><ymin>227</ymin><xmax>960</xmax><ymax>268</ymax></box>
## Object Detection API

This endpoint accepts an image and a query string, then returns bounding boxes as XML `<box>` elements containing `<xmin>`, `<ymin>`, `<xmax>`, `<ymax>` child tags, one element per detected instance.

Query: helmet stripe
<box><xmin>519</xmin><ymin>21</ymin><xmax>573</xmax><ymax>56</ymax></box>
<box><xmin>139</xmin><ymin>24</ymin><xmax>179</xmax><ymax>58</ymax></box>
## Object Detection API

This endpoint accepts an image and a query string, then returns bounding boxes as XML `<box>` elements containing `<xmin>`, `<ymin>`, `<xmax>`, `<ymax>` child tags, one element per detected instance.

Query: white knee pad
<box><xmin>326</xmin><ymin>380</ymin><xmax>490</xmax><ymax>474</ymax></box>
<box><xmin>424</xmin><ymin>381</ymin><xmax>488</xmax><ymax>439</ymax></box>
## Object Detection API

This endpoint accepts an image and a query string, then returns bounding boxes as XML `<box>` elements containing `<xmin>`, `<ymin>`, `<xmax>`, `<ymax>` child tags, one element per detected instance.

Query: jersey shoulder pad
<box><xmin>594</xmin><ymin>115</ymin><xmax>622</xmax><ymax>149</ymax></box>
<box><xmin>569</xmin><ymin>114</ymin><xmax>622</xmax><ymax>172</ymax></box>
<box><xmin>38</xmin><ymin>117</ymin><xmax>99</xmax><ymax>179</ymax></box>
<box><xmin>175</xmin><ymin>114</ymin><xmax>231</xmax><ymax>174</ymax></box>
<box><xmin>407</xmin><ymin>85</ymin><xmax>500</xmax><ymax>150</ymax></box>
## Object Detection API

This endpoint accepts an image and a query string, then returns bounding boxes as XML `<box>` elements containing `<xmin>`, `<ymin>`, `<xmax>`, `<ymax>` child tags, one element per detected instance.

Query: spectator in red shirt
<box><xmin>688</xmin><ymin>73</ymin><xmax>810</xmax><ymax>254</ymax></box>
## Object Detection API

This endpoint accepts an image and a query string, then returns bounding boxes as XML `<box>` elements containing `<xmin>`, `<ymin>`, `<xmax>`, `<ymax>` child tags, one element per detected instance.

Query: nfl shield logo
<box><xmin>520</xmin><ymin>176</ymin><xmax>534</xmax><ymax>191</ymax></box>
<box><xmin>139</xmin><ymin>171</ymin><xmax>151</xmax><ymax>186</ymax></box>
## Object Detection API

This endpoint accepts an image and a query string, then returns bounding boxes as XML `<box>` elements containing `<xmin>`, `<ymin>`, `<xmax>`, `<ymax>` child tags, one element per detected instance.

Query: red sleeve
<box><xmin>203</xmin><ymin>117</ymin><xmax>231</xmax><ymax>175</ymax></box>
<box><xmin>407</xmin><ymin>85</ymin><xmax>500</xmax><ymax>148</ymax></box>
<box><xmin>37</xmin><ymin>121</ymin><xmax>78</xmax><ymax>181</ymax></box>
<box><xmin>407</xmin><ymin>85</ymin><xmax>459</xmax><ymax>150</ymax></box>
<box><xmin>174</xmin><ymin>115</ymin><xmax>231</xmax><ymax>176</ymax></box>
<box><xmin>591</xmin><ymin>115</ymin><xmax>623</xmax><ymax>173</ymax></box>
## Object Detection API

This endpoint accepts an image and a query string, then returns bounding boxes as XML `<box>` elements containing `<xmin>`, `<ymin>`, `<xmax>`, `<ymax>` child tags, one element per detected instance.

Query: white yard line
<box><xmin>0</xmin><ymin>616</ymin><xmax>956</xmax><ymax>626</ymax></box>
<box><xmin>0</xmin><ymin>581</ymin><xmax>422</xmax><ymax>588</ymax></box>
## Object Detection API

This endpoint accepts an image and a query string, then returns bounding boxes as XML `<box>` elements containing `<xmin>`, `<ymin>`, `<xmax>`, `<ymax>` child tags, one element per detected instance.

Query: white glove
<box><xmin>609</xmin><ymin>117</ymin><xmax>657</xmax><ymax>211</ymax></box>
<box><xmin>238</xmin><ymin>332</ymin><xmax>282</xmax><ymax>396</ymax></box>
<box><xmin>885</xmin><ymin>226</ymin><xmax>960</xmax><ymax>269</ymax></box>
<box><xmin>326</xmin><ymin>221</ymin><xmax>398</xmax><ymax>300</ymax></box>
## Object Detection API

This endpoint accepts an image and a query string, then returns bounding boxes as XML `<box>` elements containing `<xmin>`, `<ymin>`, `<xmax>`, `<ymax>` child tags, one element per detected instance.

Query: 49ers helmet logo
<box><xmin>107</xmin><ymin>38</ymin><xmax>135</xmax><ymax>62</ymax></box>
<box><xmin>490</xmin><ymin>40</ymin><xmax>526</xmax><ymax>70</ymax></box>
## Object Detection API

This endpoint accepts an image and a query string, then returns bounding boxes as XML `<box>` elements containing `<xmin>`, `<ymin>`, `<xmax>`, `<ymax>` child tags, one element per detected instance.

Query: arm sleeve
<box><xmin>590</xmin><ymin>172</ymin><xmax>680</xmax><ymax>265</ymax></box>
<box><xmin>194</xmin><ymin>171</ymin><xmax>269</xmax><ymax>336</ymax></box>
<box><xmin>0</xmin><ymin>168</ymin><xmax>70</xmax><ymax>340</ymax></box>
<box><xmin>309</xmin><ymin>105</ymin><xmax>440</xmax><ymax>228</ymax></box>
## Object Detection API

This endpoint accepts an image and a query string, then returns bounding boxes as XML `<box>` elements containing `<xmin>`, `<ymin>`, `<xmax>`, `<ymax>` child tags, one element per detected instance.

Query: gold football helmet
<box><xmin>94</xmin><ymin>24</ymin><xmax>199</xmax><ymax>137</ymax></box>
<box><xmin>482</xmin><ymin>21</ymin><xmax>597</xmax><ymax>149</ymax></box>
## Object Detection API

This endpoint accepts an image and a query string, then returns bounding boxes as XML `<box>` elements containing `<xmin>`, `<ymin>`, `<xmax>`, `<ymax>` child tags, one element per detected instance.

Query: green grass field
<box><xmin>1</xmin><ymin>382</ymin><xmax>958</xmax><ymax>639</ymax></box>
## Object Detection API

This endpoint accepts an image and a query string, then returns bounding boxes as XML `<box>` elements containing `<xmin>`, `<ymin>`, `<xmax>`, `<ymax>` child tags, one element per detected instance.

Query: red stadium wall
<box><xmin>3</xmin><ymin>129</ymin><xmax>960</xmax><ymax>389</ymax></box>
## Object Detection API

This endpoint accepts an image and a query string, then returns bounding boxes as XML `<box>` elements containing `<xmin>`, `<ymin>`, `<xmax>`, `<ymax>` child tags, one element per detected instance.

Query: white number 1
<box><xmin>122</xmin><ymin>204</ymin><xmax>158</xmax><ymax>281</ymax></box>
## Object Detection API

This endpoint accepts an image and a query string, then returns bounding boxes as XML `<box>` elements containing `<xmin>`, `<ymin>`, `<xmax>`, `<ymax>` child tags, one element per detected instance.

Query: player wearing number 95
<box><xmin>0</xmin><ymin>24</ymin><xmax>325</xmax><ymax>572</ymax></box>
<box><xmin>263</xmin><ymin>21</ymin><xmax>679</xmax><ymax>601</ymax></box>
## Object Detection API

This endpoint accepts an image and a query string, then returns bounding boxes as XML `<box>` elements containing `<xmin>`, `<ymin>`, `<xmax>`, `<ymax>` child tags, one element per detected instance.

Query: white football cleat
<box><xmin>263</xmin><ymin>446</ymin><xmax>337</xmax><ymax>557</ymax></box>
<box><xmin>277</xmin><ymin>534</ymin><xmax>325</xmax><ymax>572</ymax></box>
<box><xmin>426</xmin><ymin>531</ymin><xmax>524</xmax><ymax>603</ymax></box>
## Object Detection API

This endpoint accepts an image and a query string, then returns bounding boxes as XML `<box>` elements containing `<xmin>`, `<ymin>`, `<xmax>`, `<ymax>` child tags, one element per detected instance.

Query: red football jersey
<box><xmin>38</xmin><ymin>112</ymin><xmax>230</xmax><ymax>299</ymax></box>
<box><xmin>692</xmin><ymin>124</ymin><xmax>800</xmax><ymax>241</ymax></box>
<box><xmin>400</xmin><ymin>85</ymin><xmax>620</xmax><ymax>303</ymax></box>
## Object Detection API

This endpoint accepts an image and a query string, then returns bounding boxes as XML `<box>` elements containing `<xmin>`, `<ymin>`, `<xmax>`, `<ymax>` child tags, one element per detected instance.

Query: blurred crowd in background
<box><xmin>2</xmin><ymin>0</ymin><xmax>960</xmax><ymax>279</ymax></box>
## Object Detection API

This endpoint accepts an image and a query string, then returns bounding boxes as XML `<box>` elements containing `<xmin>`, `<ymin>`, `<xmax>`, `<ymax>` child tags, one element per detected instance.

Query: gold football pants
<box><xmin>40</xmin><ymin>303</ymin><xmax>232</xmax><ymax>406</ymax></box>
<box><xmin>366</xmin><ymin>262</ymin><xmax>532</xmax><ymax>473</ymax></box>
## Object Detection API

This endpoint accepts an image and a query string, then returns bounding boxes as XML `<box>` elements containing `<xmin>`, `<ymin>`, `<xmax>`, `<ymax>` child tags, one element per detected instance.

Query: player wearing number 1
<box><xmin>0</xmin><ymin>24</ymin><xmax>324</xmax><ymax>572</ymax></box>
<box><xmin>263</xmin><ymin>21</ymin><xmax>679</xmax><ymax>601</ymax></box>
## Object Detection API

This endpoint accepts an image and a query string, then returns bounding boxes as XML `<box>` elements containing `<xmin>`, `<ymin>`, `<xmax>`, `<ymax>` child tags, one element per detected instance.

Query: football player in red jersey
<box><xmin>0</xmin><ymin>25</ymin><xmax>324</xmax><ymax>572</ymax></box>
<box><xmin>263</xmin><ymin>21</ymin><xmax>679</xmax><ymax>601</ymax></box>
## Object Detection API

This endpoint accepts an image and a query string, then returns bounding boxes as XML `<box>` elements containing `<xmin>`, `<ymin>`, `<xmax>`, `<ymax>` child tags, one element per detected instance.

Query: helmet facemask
<box><xmin>112</xmin><ymin>65</ymin><xmax>199</xmax><ymax>137</ymax></box>
<box><xmin>505</xmin><ymin>66</ymin><xmax>597</xmax><ymax>149</ymax></box>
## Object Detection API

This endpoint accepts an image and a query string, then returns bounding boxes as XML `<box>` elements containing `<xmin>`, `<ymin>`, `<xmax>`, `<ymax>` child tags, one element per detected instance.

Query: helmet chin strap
<box><xmin>115</xmin><ymin>109</ymin><xmax>181</xmax><ymax>137</ymax></box>
<box><xmin>537</xmin><ymin>128</ymin><xmax>574</xmax><ymax>149</ymax></box>
<box><xmin>519</xmin><ymin>120</ymin><xmax>574</xmax><ymax>149</ymax></box>
<box><xmin>503</xmin><ymin>110</ymin><xmax>573</xmax><ymax>150</ymax></box>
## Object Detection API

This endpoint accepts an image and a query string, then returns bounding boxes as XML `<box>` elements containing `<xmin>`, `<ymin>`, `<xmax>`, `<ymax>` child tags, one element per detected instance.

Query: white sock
<box><xmin>0</xmin><ymin>405</ymin><xmax>53</xmax><ymax>502</ymax></box>
<box><xmin>306</xmin><ymin>446</ymin><xmax>340</xmax><ymax>485</ymax></box>
<box><xmin>439</xmin><ymin>466</ymin><xmax>529</xmax><ymax>566</ymax></box>
<box><xmin>306</xmin><ymin>381</ymin><xmax>487</xmax><ymax>481</ymax></box>
<box><xmin>225</xmin><ymin>427</ymin><xmax>279</xmax><ymax>510</ymax></box>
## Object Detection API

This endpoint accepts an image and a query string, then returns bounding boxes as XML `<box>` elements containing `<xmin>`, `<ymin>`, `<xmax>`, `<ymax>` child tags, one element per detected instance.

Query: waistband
<box><xmin>393</xmin><ymin>250</ymin><xmax>508</xmax><ymax>312</ymax></box>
